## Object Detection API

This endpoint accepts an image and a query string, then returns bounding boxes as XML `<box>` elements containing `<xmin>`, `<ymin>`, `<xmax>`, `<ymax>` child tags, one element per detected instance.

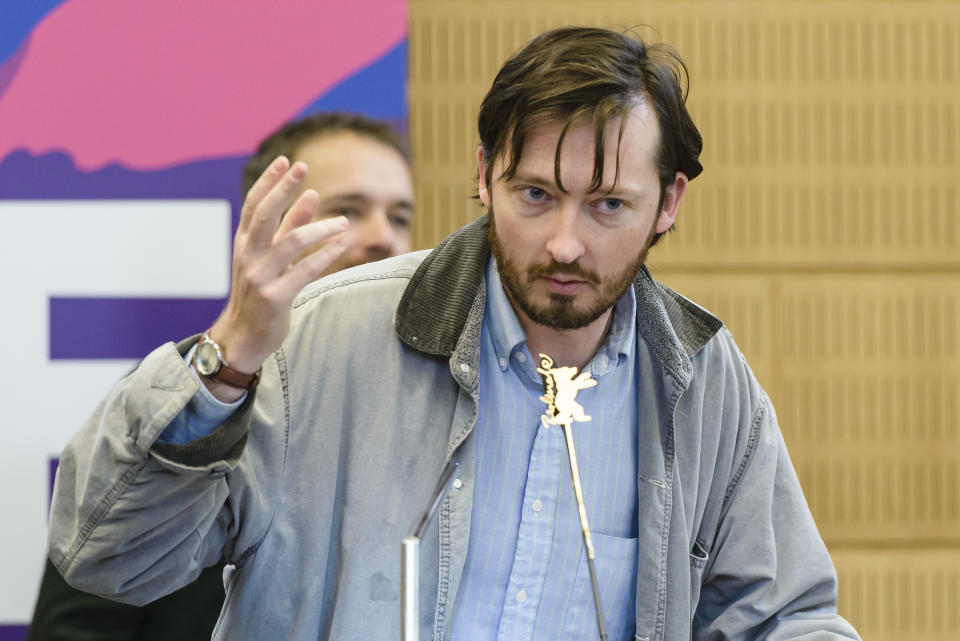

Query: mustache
<box><xmin>527</xmin><ymin>260</ymin><xmax>599</xmax><ymax>284</ymax></box>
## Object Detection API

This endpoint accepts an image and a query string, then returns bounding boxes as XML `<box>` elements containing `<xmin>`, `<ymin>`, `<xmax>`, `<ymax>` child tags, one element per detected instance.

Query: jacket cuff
<box><xmin>150</xmin><ymin>335</ymin><xmax>253</xmax><ymax>467</ymax></box>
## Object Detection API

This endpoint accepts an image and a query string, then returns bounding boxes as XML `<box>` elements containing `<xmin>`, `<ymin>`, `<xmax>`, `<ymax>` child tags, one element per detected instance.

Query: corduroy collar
<box><xmin>393</xmin><ymin>215</ymin><xmax>722</xmax><ymax>380</ymax></box>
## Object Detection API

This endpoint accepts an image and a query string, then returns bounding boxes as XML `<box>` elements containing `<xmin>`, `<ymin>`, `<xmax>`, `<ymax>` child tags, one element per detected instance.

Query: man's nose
<box><xmin>360</xmin><ymin>210</ymin><xmax>399</xmax><ymax>255</ymax></box>
<box><xmin>544</xmin><ymin>206</ymin><xmax>585</xmax><ymax>264</ymax></box>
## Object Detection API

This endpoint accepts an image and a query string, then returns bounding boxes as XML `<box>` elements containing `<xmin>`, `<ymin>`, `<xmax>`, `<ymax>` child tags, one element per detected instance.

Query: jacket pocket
<box><xmin>689</xmin><ymin>538</ymin><xmax>710</xmax><ymax>614</ymax></box>
<box><xmin>561</xmin><ymin>532</ymin><xmax>638</xmax><ymax>641</ymax></box>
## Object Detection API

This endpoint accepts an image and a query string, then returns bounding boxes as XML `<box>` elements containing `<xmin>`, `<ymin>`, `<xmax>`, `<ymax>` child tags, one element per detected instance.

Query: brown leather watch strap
<box><xmin>193</xmin><ymin>333</ymin><xmax>262</xmax><ymax>390</ymax></box>
<box><xmin>211</xmin><ymin>360</ymin><xmax>261</xmax><ymax>390</ymax></box>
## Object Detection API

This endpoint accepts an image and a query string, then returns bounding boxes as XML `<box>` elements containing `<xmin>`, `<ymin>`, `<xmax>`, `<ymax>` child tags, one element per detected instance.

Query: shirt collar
<box><xmin>484</xmin><ymin>257</ymin><xmax>637</xmax><ymax>378</ymax></box>
<box><xmin>485</xmin><ymin>257</ymin><xmax>530</xmax><ymax>373</ymax></box>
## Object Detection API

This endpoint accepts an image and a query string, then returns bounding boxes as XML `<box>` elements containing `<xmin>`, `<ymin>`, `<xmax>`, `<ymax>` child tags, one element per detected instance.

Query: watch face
<box><xmin>195</xmin><ymin>340</ymin><xmax>221</xmax><ymax>377</ymax></box>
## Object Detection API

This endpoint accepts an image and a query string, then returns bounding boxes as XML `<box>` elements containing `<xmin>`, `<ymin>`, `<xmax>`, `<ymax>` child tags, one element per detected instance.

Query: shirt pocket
<box><xmin>561</xmin><ymin>532</ymin><xmax>638</xmax><ymax>641</ymax></box>
<box><xmin>689</xmin><ymin>537</ymin><xmax>710</xmax><ymax>614</ymax></box>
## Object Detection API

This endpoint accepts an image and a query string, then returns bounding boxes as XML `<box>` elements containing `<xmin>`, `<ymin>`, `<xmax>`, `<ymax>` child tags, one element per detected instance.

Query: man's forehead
<box><xmin>294</xmin><ymin>131</ymin><xmax>407</xmax><ymax>168</ymax></box>
<box><xmin>502</xmin><ymin>105</ymin><xmax>660</xmax><ymax>191</ymax></box>
<box><xmin>294</xmin><ymin>132</ymin><xmax>413</xmax><ymax>199</ymax></box>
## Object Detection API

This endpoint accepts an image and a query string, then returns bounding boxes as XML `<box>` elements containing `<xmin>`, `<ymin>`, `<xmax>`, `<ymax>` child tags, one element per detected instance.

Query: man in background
<box><xmin>239</xmin><ymin>112</ymin><xmax>414</xmax><ymax>277</ymax></box>
<box><xmin>27</xmin><ymin>111</ymin><xmax>414</xmax><ymax>641</ymax></box>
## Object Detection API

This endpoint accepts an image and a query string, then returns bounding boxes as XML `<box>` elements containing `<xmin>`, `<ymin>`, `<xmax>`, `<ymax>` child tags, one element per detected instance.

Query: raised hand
<box><xmin>203</xmin><ymin>156</ymin><xmax>350</xmax><ymax>401</ymax></box>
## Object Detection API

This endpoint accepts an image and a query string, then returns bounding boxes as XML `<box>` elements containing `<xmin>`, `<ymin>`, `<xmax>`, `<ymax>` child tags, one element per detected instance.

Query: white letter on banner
<box><xmin>0</xmin><ymin>199</ymin><xmax>230</xmax><ymax>620</ymax></box>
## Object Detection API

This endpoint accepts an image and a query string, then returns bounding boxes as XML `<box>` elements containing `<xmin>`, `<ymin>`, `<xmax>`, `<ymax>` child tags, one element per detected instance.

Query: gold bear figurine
<box><xmin>537</xmin><ymin>353</ymin><xmax>598</xmax><ymax>428</ymax></box>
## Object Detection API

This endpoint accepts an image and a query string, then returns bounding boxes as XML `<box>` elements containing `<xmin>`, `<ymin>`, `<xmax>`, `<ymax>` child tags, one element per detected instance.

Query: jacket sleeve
<box><xmin>692</xmin><ymin>393</ymin><xmax>861</xmax><ymax>640</ymax></box>
<box><xmin>46</xmin><ymin>337</ymin><xmax>283</xmax><ymax>606</ymax></box>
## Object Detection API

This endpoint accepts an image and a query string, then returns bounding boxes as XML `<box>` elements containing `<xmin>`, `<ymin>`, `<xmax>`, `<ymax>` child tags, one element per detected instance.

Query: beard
<box><xmin>487</xmin><ymin>205</ymin><xmax>656</xmax><ymax>331</ymax></box>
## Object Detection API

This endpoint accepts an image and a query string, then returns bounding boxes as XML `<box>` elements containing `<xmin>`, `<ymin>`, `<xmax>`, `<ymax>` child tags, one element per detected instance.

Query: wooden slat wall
<box><xmin>408</xmin><ymin>1</ymin><xmax>960</xmax><ymax>637</ymax></box>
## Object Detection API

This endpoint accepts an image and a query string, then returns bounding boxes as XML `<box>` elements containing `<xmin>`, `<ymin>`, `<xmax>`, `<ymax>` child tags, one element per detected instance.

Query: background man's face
<box><xmin>293</xmin><ymin>131</ymin><xmax>414</xmax><ymax>277</ymax></box>
<box><xmin>479</xmin><ymin>105</ymin><xmax>676</xmax><ymax>331</ymax></box>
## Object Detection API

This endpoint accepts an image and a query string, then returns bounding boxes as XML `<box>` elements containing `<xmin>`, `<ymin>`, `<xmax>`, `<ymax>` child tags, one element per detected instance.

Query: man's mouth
<box><xmin>543</xmin><ymin>275</ymin><xmax>586</xmax><ymax>295</ymax></box>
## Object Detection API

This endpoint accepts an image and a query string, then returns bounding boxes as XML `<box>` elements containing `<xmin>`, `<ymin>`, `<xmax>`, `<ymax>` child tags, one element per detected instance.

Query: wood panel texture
<box><xmin>409</xmin><ymin>1</ymin><xmax>960</xmax><ymax>637</ymax></box>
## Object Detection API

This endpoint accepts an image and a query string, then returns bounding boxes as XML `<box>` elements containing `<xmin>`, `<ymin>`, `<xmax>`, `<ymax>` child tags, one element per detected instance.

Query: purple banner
<box><xmin>49</xmin><ymin>457</ymin><xmax>58</xmax><ymax>509</ymax></box>
<box><xmin>0</xmin><ymin>626</ymin><xmax>28</xmax><ymax>641</ymax></box>
<box><xmin>49</xmin><ymin>297</ymin><xmax>225</xmax><ymax>360</ymax></box>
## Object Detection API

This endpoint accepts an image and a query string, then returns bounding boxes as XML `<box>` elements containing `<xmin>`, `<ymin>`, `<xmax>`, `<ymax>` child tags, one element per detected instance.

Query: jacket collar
<box><xmin>394</xmin><ymin>215</ymin><xmax>722</xmax><ymax>380</ymax></box>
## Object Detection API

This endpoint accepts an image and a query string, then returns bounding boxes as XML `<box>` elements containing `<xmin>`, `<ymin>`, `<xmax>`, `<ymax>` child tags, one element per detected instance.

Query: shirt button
<box><xmin>516</xmin><ymin>589</ymin><xmax>527</xmax><ymax>603</ymax></box>
<box><xmin>531</xmin><ymin>498</ymin><xmax>543</xmax><ymax>512</ymax></box>
<box><xmin>452</xmin><ymin>478</ymin><xmax>463</xmax><ymax>489</ymax></box>
<box><xmin>516</xmin><ymin>352</ymin><xmax>527</xmax><ymax>363</ymax></box>
<box><xmin>498</xmin><ymin>356</ymin><xmax>508</xmax><ymax>368</ymax></box>
<box><xmin>597</xmin><ymin>354</ymin><xmax>609</xmax><ymax>369</ymax></box>
<box><xmin>459</xmin><ymin>363</ymin><xmax>470</xmax><ymax>373</ymax></box>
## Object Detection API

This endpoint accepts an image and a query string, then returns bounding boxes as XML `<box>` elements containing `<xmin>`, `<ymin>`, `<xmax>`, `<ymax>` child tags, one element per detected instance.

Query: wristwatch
<box><xmin>192</xmin><ymin>333</ymin><xmax>261</xmax><ymax>390</ymax></box>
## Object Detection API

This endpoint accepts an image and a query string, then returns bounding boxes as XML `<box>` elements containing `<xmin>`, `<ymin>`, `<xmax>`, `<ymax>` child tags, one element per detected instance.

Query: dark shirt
<box><xmin>27</xmin><ymin>559</ymin><xmax>224</xmax><ymax>641</ymax></box>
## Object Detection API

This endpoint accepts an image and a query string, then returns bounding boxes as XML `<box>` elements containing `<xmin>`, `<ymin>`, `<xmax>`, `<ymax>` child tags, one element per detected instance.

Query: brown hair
<box><xmin>478</xmin><ymin>26</ymin><xmax>703</xmax><ymax>245</ymax></box>
<box><xmin>241</xmin><ymin>112</ymin><xmax>409</xmax><ymax>197</ymax></box>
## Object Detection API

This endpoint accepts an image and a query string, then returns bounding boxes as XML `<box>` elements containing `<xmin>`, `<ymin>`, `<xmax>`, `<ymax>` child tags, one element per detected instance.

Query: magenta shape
<box><xmin>0</xmin><ymin>0</ymin><xmax>407</xmax><ymax>170</ymax></box>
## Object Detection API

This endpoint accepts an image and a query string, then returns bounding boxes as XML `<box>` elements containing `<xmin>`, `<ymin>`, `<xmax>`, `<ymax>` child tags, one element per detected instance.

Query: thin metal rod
<box><xmin>401</xmin><ymin>458</ymin><xmax>459</xmax><ymax>641</ymax></box>
<box><xmin>409</xmin><ymin>458</ymin><xmax>459</xmax><ymax>540</ymax></box>
<box><xmin>561</xmin><ymin>422</ymin><xmax>607</xmax><ymax>641</ymax></box>
<box><xmin>401</xmin><ymin>536</ymin><xmax>420</xmax><ymax>641</ymax></box>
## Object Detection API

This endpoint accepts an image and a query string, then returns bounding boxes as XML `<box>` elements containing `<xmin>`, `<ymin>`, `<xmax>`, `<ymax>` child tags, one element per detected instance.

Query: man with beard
<box><xmin>47</xmin><ymin>27</ymin><xmax>860</xmax><ymax>641</ymax></box>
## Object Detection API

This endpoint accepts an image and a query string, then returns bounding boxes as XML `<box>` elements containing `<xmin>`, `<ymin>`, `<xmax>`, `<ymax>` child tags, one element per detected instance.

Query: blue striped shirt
<box><xmin>447</xmin><ymin>259</ymin><xmax>639</xmax><ymax>641</ymax></box>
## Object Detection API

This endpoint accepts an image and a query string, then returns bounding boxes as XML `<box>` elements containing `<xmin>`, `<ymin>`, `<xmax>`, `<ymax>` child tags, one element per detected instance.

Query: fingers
<box><xmin>260</xmin><ymin>215</ymin><xmax>349</xmax><ymax>280</ymax></box>
<box><xmin>238</xmin><ymin>156</ymin><xmax>311</xmax><ymax>248</ymax></box>
<box><xmin>239</xmin><ymin>156</ymin><xmax>290</xmax><ymax>234</ymax></box>
<box><xmin>274</xmin><ymin>186</ymin><xmax>320</xmax><ymax>242</ymax></box>
<box><xmin>234</xmin><ymin>158</ymin><xmax>350</xmax><ymax>293</ymax></box>
<box><xmin>245</xmin><ymin>161</ymin><xmax>311</xmax><ymax>250</ymax></box>
<box><xmin>272</xmin><ymin>224</ymin><xmax>350</xmax><ymax>298</ymax></box>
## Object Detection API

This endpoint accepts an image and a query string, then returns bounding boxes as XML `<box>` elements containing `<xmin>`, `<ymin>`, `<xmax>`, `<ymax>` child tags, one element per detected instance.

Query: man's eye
<box><xmin>595</xmin><ymin>198</ymin><xmax>624</xmax><ymax>213</ymax></box>
<box><xmin>521</xmin><ymin>187</ymin><xmax>549</xmax><ymax>202</ymax></box>
<box><xmin>390</xmin><ymin>214</ymin><xmax>411</xmax><ymax>228</ymax></box>
<box><xmin>333</xmin><ymin>207</ymin><xmax>359</xmax><ymax>218</ymax></box>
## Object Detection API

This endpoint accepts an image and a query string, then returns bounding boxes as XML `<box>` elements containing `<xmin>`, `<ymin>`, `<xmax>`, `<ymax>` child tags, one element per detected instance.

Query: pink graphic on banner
<box><xmin>0</xmin><ymin>37</ymin><xmax>31</xmax><ymax>102</ymax></box>
<box><xmin>0</xmin><ymin>0</ymin><xmax>406</xmax><ymax>170</ymax></box>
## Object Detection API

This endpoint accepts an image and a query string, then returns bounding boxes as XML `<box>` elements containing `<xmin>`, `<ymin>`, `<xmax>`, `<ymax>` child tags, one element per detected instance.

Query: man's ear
<box><xmin>655</xmin><ymin>171</ymin><xmax>689</xmax><ymax>234</ymax></box>
<box><xmin>476</xmin><ymin>145</ymin><xmax>491</xmax><ymax>207</ymax></box>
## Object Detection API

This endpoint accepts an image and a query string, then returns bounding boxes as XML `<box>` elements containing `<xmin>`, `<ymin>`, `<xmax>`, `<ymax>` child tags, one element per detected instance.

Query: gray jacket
<box><xmin>49</xmin><ymin>216</ymin><xmax>859</xmax><ymax>641</ymax></box>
